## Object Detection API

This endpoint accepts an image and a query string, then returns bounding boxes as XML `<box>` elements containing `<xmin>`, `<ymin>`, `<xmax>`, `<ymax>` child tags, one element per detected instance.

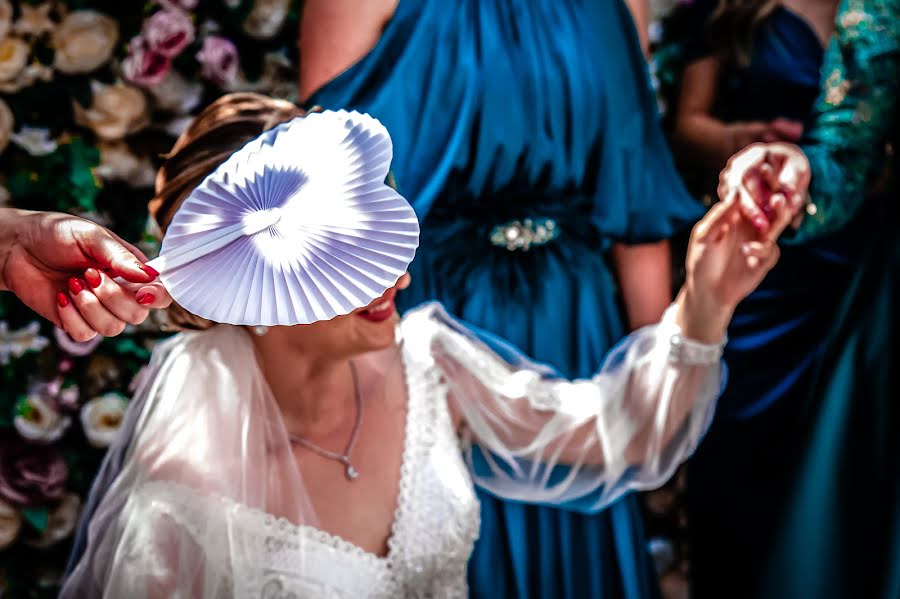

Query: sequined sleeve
<box><xmin>795</xmin><ymin>0</ymin><xmax>900</xmax><ymax>242</ymax></box>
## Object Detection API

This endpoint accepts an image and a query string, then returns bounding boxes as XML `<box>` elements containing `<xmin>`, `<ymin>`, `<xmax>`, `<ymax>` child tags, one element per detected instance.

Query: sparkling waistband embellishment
<box><xmin>489</xmin><ymin>218</ymin><xmax>559</xmax><ymax>251</ymax></box>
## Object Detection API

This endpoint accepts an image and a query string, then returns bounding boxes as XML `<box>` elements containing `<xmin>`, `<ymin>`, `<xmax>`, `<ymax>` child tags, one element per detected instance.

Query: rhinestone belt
<box><xmin>489</xmin><ymin>218</ymin><xmax>559</xmax><ymax>251</ymax></box>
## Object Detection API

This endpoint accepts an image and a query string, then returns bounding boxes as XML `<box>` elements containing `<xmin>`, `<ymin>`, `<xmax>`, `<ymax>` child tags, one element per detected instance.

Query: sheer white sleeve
<box><xmin>400</xmin><ymin>302</ymin><xmax>726</xmax><ymax>512</ymax></box>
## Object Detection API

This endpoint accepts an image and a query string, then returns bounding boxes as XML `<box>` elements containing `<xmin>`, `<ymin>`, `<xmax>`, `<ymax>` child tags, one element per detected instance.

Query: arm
<box><xmin>298</xmin><ymin>0</ymin><xmax>397</xmax><ymax>102</ymax></box>
<box><xmin>795</xmin><ymin>0</ymin><xmax>899</xmax><ymax>240</ymax></box>
<box><xmin>612</xmin><ymin>240</ymin><xmax>673</xmax><ymax>330</ymax></box>
<box><xmin>412</xmin><ymin>199</ymin><xmax>791</xmax><ymax>511</ymax></box>
<box><xmin>673</xmin><ymin>58</ymin><xmax>798</xmax><ymax>169</ymax></box>
<box><xmin>722</xmin><ymin>0</ymin><xmax>900</xmax><ymax>241</ymax></box>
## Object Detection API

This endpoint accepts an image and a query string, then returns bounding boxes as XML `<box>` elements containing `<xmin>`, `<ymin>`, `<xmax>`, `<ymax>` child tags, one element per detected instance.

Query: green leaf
<box><xmin>109</xmin><ymin>337</ymin><xmax>150</xmax><ymax>360</ymax></box>
<box><xmin>22</xmin><ymin>506</ymin><xmax>49</xmax><ymax>533</ymax></box>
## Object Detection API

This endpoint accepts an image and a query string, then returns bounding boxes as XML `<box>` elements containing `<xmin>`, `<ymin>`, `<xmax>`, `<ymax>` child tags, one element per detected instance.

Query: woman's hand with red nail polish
<box><xmin>57</xmin><ymin>269</ymin><xmax>173</xmax><ymax>340</ymax></box>
<box><xmin>0</xmin><ymin>208</ymin><xmax>158</xmax><ymax>327</ymax></box>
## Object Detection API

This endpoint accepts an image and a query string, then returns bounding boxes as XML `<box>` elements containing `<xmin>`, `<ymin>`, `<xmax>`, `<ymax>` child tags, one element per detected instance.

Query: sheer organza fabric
<box><xmin>61</xmin><ymin>302</ymin><xmax>724</xmax><ymax>598</ymax></box>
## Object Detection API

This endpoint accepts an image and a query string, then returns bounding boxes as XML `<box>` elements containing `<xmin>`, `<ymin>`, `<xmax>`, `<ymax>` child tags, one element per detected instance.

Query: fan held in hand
<box><xmin>144</xmin><ymin>109</ymin><xmax>419</xmax><ymax>326</ymax></box>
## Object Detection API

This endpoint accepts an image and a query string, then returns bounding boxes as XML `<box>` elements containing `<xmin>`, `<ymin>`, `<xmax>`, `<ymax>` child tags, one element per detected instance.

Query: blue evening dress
<box><xmin>308</xmin><ymin>1</ymin><xmax>702</xmax><ymax>597</ymax></box>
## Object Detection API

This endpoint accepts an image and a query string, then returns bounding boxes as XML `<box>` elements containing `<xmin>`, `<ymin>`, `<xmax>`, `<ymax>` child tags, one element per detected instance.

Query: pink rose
<box><xmin>143</xmin><ymin>9</ymin><xmax>195</xmax><ymax>59</ymax></box>
<box><xmin>122</xmin><ymin>36</ymin><xmax>171</xmax><ymax>87</ymax></box>
<box><xmin>154</xmin><ymin>0</ymin><xmax>199</xmax><ymax>10</ymax></box>
<box><xmin>54</xmin><ymin>326</ymin><xmax>102</xmax><ymax>357</ymax></box>
<box><xmin>0</xmin><ymin>438</ymin><xmax>68</xmax><ymax>507</ymax></box>
<box><xmin>196</xmin><ymin>36</ymin><xmax>238</xmax><ymax>87</ymax></box>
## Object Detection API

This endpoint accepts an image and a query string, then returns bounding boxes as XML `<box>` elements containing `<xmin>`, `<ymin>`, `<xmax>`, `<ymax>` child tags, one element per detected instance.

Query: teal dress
<box><xmin>308</xmin><ymin>1</ymin><xmax>702</xmax><ymax>597</ymax></box>
<box><xmin>676</xmin><ymin>5</ymin><xmax>875</xmax><ymax>597</ymax></box>
<box><xmin>756</xmin><ymin>1</ymin><xmax>900</xmax><ymax>597</ymax></box>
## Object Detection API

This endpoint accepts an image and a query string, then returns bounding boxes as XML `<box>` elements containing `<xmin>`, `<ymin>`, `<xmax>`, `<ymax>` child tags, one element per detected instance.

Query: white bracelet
<box><xmin>660</xmin><ymin>304</ymin><xmax>726</xmax><ymax>365</ymax></box>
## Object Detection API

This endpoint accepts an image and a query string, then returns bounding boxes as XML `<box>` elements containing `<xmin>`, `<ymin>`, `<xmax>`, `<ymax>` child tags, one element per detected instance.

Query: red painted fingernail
<box><xmin>137</xmin><ymin>292</ymin><xmax>155</xmax><ymax>305</ymax></box>
<box><xmin>68</xmin><ymin>277</ymin><xmax>84</xmax><ymax>295</ymax></box>
<box><xmin>84</xmin><ymin>268</ymin><xmax>102</xmax><ymax>289</ymax></box>
<box><xmin>57</xmin><ymin>292</ymin><xmax>69</xmax><ymax>308</ymax></box>
<box><xmin>752</xmin><ymin>216</ymin><xmax>768</xmax><ymax>230</ymax></box>
<box><xmin>140</xmin><ymin>264</ymin><xmax>159</xmax><ymax>278</ymax></box>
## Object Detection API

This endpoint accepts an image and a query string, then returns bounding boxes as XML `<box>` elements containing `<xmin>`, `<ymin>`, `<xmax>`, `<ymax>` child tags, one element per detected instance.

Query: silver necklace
<box><xmin>288</xmin><ymin>361</ymin><xmax>363</xmax><ymax>481</ymax></box>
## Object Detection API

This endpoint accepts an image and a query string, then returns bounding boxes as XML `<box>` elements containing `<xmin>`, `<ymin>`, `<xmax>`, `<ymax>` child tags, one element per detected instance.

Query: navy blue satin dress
<box><xmin>309</xmin><ymin>1</ymin><xmax>701</xmax><ymax>597</ymax></box>
<box><xmin>680</xmin><ymin>6</ymin><xmax>878</xmax><ymax>597</ymax></box>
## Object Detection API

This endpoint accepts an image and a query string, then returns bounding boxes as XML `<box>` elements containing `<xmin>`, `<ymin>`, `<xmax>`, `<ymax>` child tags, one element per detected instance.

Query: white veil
<box><xmin>60</xmin><ymin>325</ymin><xmax>319</xmax><ymax>598</ymax></box>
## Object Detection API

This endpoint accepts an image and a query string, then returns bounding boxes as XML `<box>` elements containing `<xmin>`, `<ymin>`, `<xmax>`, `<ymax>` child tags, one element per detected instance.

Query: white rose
<box><xmin>0</xmin><ymin>36</ymin><xmax>29</xmax><ymax>82</ymax></box>
<box><xmin>13</xmin><ymin>394</ymin><xmax>72</xmax><ymax>444</ymax></box>
<box><xmin>0</xmin><ymin>0</ymin><xmax>13</xmax><ymax>40</ymax></box>
<box><xmin>10</xmin><ymin>125</ymin><xmax>57</xmax><ymax>156</ymax></box>
<box><xmin>0</xmin><ymin>498</ymin><xmax>21</xmax><ymax>551</ymax></box>
<box><xmin>73</xmin><ymin>81</ymin><xmax>150</xmax><ymax>141</ymax></box>
<box><xmin>148</xmin><ymin>70</ymin><xmax>203</xmax><ymax>115</ymax></box>
<box><xmin>96</xmin><ymin>141</ymin><xmax>157</xmax><ymax>188</ymax></box>
<box><xmin>23</xmin><ymin>493</ymin><xmax>81</xmax><ymax>549</ymax></box>
<box><xmin>0</xmin><ymin>320</ymin><xmax>49</xmax><ymax>365</ymax></box>
<box><xmin>0</xmin><ymin>97</ymin><xmax>12</xmax><ymax>156</ymax></box>
<box><xmin>0</xmin><ymin>61</ymin><xmax>53</xmax><ymax>94</ymax></box>
<box><xmin>52</xmin><ymin>10</ymin><xmax>119</xmax><ymax>74</ymax></box>
<box><xmin>242</xmin><ymin>0</ymin><xmax>290</xmax><ymax>39</ymax></box>
<box><xmin>80</xmin><ymin>393</ymin><xmax>128</xmax><ymax>448</ymax></box>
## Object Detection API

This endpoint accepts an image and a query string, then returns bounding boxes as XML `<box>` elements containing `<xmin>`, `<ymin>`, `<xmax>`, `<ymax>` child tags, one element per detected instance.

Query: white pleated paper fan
<box><xmin>149</xmin><ymin>110</ymin><xmax>420</xmax><ymax>326</ymax></box>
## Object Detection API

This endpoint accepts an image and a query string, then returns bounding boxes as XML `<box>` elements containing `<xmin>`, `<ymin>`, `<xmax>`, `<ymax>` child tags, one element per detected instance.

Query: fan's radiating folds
<box><xmin>153</xmin><ymin>110</ymin><xmax>420</xmax><ymax>326</ymax></box>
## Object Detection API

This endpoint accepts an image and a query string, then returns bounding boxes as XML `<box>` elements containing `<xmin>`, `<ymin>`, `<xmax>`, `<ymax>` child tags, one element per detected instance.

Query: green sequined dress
<box><xmin>759</xmin><ymin>0</ymin><xmax>900</xmax><ymax>597</ymax></box>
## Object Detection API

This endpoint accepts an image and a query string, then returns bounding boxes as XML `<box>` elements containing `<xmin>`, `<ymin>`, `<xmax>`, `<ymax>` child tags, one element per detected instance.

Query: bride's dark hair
<box><xmin>149</xmin><ymin>92</ymin><xmax>308</xmax><ymax>331</ymax></box>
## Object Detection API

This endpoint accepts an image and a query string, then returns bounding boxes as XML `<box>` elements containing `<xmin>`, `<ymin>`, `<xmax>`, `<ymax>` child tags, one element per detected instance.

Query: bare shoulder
<box><xmin>298</xmin><ymin>0</ymin><xmax>399</xmax><ymax>101</ymax></box>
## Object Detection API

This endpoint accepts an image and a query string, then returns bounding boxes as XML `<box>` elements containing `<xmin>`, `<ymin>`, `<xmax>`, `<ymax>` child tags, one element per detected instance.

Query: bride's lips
<box><xmin>357</xmin><ymin>288</ymin><xmax>397</xmax><ymax>322</ymax></box>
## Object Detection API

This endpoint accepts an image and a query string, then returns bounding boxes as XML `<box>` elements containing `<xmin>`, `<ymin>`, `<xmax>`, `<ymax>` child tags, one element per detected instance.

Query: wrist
<box><xmin>674</xmin><ymin>284</ymin><xmax>733</xmax><ymax>344</ymax></box>
<box><xmin>0</xmin><ymin>209</ymin><xmax>40</xmax><ymax>291</ymax></box>
<box><xmin>0</xmin><ymin>209</ymin><xmax>21</xmax><ymax>291</ymax></box>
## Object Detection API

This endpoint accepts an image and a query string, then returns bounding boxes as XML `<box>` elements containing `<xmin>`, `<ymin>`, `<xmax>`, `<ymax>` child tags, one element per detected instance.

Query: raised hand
<box><xmin>719</xmin><ymin>142</ymin><xmax>811</xmax><ymax>234</ymax></box>
<box><xmin>674</xmin><ymin>191</ymin><xmax>795</xmax><ymax>344</ymax></box>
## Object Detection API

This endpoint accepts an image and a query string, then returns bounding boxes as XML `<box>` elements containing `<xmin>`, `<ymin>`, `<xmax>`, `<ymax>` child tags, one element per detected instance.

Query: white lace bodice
<box><xmin>128</xmin><ymin>345</ymin><xmax>480</xmax><ymax>598</ymax></box>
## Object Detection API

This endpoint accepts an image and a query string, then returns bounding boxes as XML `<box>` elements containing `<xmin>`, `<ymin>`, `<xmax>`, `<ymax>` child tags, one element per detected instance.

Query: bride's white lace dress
<box><xmin>61</xmin><ymin>303</ymin><xmax>724</xmax><ymax>598</ymax></box>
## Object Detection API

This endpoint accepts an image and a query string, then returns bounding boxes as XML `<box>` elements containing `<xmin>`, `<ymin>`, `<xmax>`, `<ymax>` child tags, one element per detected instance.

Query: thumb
<box><xmin>83</xmin><ymin>232</ymin><xmax>157</xmax><ymax>283</ymax></box>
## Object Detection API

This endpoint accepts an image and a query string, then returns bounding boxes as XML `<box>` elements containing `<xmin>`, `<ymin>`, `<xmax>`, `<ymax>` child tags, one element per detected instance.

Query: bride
<box><xmin>61</xmin><ymin>93</ymin><xmax>792</xmax><ymax>598</ymax></box>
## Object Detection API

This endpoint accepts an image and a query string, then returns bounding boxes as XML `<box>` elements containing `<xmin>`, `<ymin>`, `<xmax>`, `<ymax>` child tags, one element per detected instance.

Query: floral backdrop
<box><xmin>0</xmin><ymin>1</ymin><xmax>298</xmax><ymax>596</ymax></box>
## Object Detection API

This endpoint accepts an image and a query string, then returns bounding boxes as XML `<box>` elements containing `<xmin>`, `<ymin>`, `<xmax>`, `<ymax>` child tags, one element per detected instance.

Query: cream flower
<box><xmin>243</xmin><ymin>0</ymin><xmax>290</xmax><ymax>39</ymax></box>
<box><xmin>95</xmin><ymin>141</ymin><xmax>157</xmax><ymax>188</ymax></box>
<box><xmin>0</xmin><ymin>497</ymin><xmax>21</xmax><ymax>551</ymax></box>
<box><xmin>23</xmin><ymin>493</ymin><xmax>81</xmax><ymax>548</ymax></box>
<box><xmin>0</xmin><ymin>61</ymin><xmax>53</xmax><ymax>93</ymax></box>
<box><xmin>80</xmin><ymin>393</ymin><xmax>128</xmax><ymax>448</ymax></box>
<box><xmin>73</xmin><ymin>81</ymin><xmax>150</xmax><ymax>141</ymax></box>
<box><xmin>0</xmin><ymin>0</ymin><xmax>13</xmax><ymax>40</ymax></box>
<box><xmin>0</xmin><ymin>97</ymin><xmax>12</xmax><ymax>155</ymax></box>
<box><xmin>13</xmin><ymin>394</ymin><xmax>72</xmax><ymax>444</ymax></box>
<box><xmin>52</xmin><ymin>10</ymin><xmax>118</xmax><ymax>74</ymax></box>
<box><xmin>0</xmin><ymin>321</ymin><xmax>49</xmax><ymax>365</ymax></box>
<box><xmin>12</xmin><ymin>2</ymin><xmax>54</xmax><ymax>38</ymax></box>
<box><xmin>148</xmin><ymin>69</ymin><xmax>202</xmax><ymax>115</ymax></box>
<box><xmin>10</xmin><ymin>125</ymin><xmax>57</xmax><ymax>156</ymax></box>
<box><xmin>0</xmin><ymin>37</ymin><xmax>29</xmax><ymax>82</ymax></box>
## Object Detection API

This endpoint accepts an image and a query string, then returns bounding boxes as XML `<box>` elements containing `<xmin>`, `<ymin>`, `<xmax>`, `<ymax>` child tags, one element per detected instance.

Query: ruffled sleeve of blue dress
<box><xmin>307</xmin><ymin>0</ymin><xmax>702</xmax><ymax>244</ymax></box>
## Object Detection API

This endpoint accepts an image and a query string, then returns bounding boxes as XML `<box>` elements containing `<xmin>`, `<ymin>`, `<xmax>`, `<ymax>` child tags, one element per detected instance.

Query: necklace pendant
<box><xmin>345</xmin><ymin>464</ymin><xmax>359</xmax><ymax>481</ymax></box>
